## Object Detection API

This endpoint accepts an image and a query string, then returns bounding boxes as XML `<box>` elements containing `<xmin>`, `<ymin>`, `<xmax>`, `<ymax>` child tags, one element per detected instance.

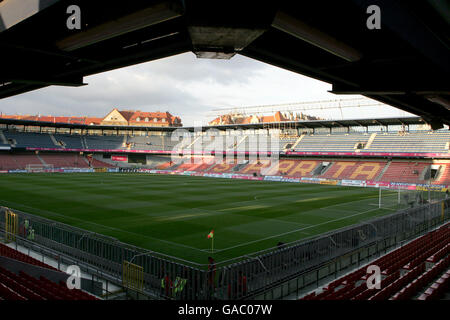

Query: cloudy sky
<box><xmin>0</xmin><ymin>52</ymin><xmax>413</xmax><ymax>126</ymax></box>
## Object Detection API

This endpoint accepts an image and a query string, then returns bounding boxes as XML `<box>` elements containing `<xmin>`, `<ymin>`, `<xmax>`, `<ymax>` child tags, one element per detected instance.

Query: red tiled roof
<box><xmin>0</xmin><ymin>114</ymin><xmax>103</xmax><ymax>124</ymax></box>
<box><xmin>208</xmin><ymin>110</ymin><xmax>319</xmax><ymax>125</ymax></box>
<box><xmin>117</xmin><ymin>110</ymin><xmax>135</xmax><ymax>121</ymax></box>
<box><xmin>1</xmin><ymin>109</ymin><xmax>179</xmax><ymax>126</ymax></box>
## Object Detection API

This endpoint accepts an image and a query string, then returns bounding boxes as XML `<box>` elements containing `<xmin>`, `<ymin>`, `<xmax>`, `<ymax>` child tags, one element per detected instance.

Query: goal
<box><xmin>25</xmin><ymin>163</ymin><xmax>54</xmax><ymax>173</ymax></box>
<box><xmin>378</xmin><ymin>186</ymin><xmax>444</xmax><ymax>210</ymax></box>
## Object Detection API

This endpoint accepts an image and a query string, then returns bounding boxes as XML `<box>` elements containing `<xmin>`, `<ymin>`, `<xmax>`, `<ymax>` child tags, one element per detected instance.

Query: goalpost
<box><xmin>378</xmin><ymin>186</ymin><xmax>441</xmax><ymax>210</ymax></box>
<box><xmin>26</xmin><ymin>164</ymin><xmax>54</xmax><ymax>173</ymax></box>
<box><xmin>377</xmin><ymin>186</ymin><xmax>398</xmax><ymax>209</ymax></box>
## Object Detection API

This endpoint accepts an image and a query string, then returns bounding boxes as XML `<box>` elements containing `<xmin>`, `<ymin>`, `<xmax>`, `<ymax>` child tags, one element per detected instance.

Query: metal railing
<box><xmin>1</xmin><ymin>198</ymin><xmax>449</xmax><ymax>300</ymax></box>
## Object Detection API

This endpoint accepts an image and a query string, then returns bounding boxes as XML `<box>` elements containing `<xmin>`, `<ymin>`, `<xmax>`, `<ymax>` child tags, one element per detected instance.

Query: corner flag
<box><xmin>207</xmin><ymin>230</ymin><xmax>214</xmax><ymax>252</ymax></box>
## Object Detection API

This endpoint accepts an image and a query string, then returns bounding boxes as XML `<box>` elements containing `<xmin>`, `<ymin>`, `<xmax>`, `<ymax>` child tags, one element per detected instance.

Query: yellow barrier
<box><xmin>416</xmin><ymin>186</ymin><xmax>446</xmax><ymax>192</ymax></box>
<box><xmin>320</xmin><ymin>180</ymin><xmax>338</xmax><ymax>185</ymax></box>
<box><xmin>122</xmin><ymin>260</ymin><xmax>144</xmax><ymax>292</ymax></box>
<box><xmin>5</xmin><ymin>209</ymin><xmax>18</xmax><ymax>243</ymax></box>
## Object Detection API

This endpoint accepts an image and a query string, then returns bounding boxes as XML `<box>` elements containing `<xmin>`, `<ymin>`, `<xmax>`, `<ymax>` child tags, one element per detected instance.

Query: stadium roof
<box><xmin>0</xmin><ymin>116</ymin><xmax>431</xmax><ymax>132</ymax></box>
<box><xmin>0</xmin><ymin>1</ymin><xmax>449</xmax><ymax>127</ymax></box>
<box><xmin>206</xmin><ymin>116</ymin><xmax>429</xmax><ymax>131</ymax></box>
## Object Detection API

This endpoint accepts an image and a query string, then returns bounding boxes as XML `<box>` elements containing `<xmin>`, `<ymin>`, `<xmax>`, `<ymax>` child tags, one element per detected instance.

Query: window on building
<box><xmin>154</xmin><ymin>118</ymin><xmax>157</xmax><ymax>122</ymax></box>
<box><xmin>136</xmin><ymin>117</ymin><xmax>140</xmax><ymax>122</ymax></box>
<box><xmin>145</xmin><ymin>117</ymin><xmax>149</xmax><ymax>122</ymax></box>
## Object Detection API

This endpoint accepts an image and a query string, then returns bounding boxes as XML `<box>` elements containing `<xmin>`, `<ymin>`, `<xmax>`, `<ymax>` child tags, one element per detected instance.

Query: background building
<box><xmin>209</xmin><ymin>111</ymin><xmax>321</xmax><ymax>125</ymax></box>
<box><xmin>0</xmin><ymin>108</ymin><xmax>183</xmax><ymax>127</ymax></box>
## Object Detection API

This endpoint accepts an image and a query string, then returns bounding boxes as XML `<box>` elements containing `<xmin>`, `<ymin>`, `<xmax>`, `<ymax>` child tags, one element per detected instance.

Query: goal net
<box><xmin>378</xmin><ymin>186</ymin><xmax>447</xmax><ymax>210</ymax></box>
<box><xmin>26</xmin><ymin>164</ymin><xmax>54</xmax><ymax>173</ymax></box>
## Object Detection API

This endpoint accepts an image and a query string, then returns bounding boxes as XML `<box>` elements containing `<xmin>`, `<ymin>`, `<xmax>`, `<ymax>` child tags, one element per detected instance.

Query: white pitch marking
<box><xmin>0</xmin><ymin>199</ymin><xmax>205</xmax><ymax>253</ymax></box>
<box><xmin>213</xmin><ymin>203</ymin><xmax>399</xmax><ymax>253</ymax></box>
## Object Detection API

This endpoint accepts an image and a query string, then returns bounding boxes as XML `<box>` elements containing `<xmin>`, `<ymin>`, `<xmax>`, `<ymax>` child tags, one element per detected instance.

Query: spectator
<box><xmin>161</xmin><ymin>273</ymin><xmax>172</xmax><ymax>297</ymax></box>
<box><xmin>238</xmin><ymin>271</ymin><xmax>247</xmax><ymax>297</ymax></box>
<box><xmin>277</xmin><ymin>241</ymin><xmax>285</xmax><ymax>249</ymax></box>
<box><xmin>227</xmin><ymin>271</ymin><xmax>248</xmax><ymax>299</ymax></box>
<box><xmin>207</xmin><ymin>256</ymin><xmax>216</xmax><ymax>292</ymax></box>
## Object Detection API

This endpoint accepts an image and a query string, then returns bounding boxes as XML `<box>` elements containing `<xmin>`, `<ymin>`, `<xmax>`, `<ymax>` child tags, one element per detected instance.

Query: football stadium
<box><xmin>0</xmin><ymin>0</ymin><xmax>449</xmax><ymax>303</ymax></box>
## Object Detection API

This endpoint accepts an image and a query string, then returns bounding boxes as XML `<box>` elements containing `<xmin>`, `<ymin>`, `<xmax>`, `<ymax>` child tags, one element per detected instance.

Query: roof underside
<box><xmin>0</xmin><ymin>0</ymin><xmax>449</xmax><ymax>127</ymax></box>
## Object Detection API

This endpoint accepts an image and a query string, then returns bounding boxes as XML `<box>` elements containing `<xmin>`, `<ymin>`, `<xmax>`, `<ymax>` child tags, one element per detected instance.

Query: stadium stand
<box><xmin>147</xmin><ymin>156</ymin><xmax>175</xmax><ymax>168</ymax></box>
<box><xmin>13</xmin><ymin>154</ymin><xmax>44</xmax><ymax>168</ymax></box>
<box><xmin>84</xmin><ymin>135</ymin><xmax>125</xmax><ymax>150</ymax></box>
<box><xmin>279</xmin><ymin>136</ymin><xmax>298</xmax><ymax>151</ymax></box>
<box><xmin>39</xmin><ymin>154</ymin><xmax>90</xmax><ymax>168</ymax></box>
<box><xmin>0</xmin><ymin>154</ymin><xmax>43</xmax><ymax>170</ymax></box>
<box><xmin>98</xmin><ymin>154</ymin><xmax>172</xmax><ymax>169</ymax></box>
<box><xmin>127</xmin><ymin>135</ymin><xmax>178</xmax><ymax>151</ymax></box>
<box><xmin>318</xmin><ymin>160</ymin><xmax>386</xmax><ymax>181</ymax></box>
<box><xmin>300</xmin><ymin>223</ymin><xmax>450</xmax><ymax>300</ymax></box>
<box><xmin>2</xmin><ymin>149</ymin><xmax>449</xmax><ymax>187</ymax></box>
<box><xmin>156</xmin><ymin>161</ymin><xmax>174</xmax><ymax>170</ymax></box>
<box><xmin>435</xmin><ymin>164</ymin><xmax>450</xmax><ymax>185</ymax></box>
<box><xmin>0</xmin><ymin>243</ymin><xmax>98</xmax><ymax>300</ymax></box>
<box><xmin>363</xmin><ymin>132</ymin><xmax>450</xmax><ymax>153</ymax></box>
<box><xmin>0</xmin><ymin>154</ymin><xmax>18</xmax><ymax>170</ymax></box>
<box><xmin>242</xmin><ymin>134</ymin><xmax>277</xmax><ymax>152</ymax></box>
<box><xmin>88</xmin><ymin>157</ymin><xmax>115</xmax><ymax>168</ymax></box>
<box><xmin>54</xmin><ymin>134</ymin><xmax>84</xmax><ymax>149</ymax></box>
<box><xmin>1</xmin><ymin>129</ymin><xmax>450</xmax><ymax>154</ymax></box>
<box><xmin>0</xmin><ymin>153</ymin><xmax>116</xmax><ymax>170</ymax></box>
<box><xmin>1</xmin><ymin>125</ymin><xmax>449</xmax><ymax>301</ymax></box>
<box><xmin>127</xmin><ymin>136</ymin><xmax>151</xmax><ymax>150</ymax></box>
<box><xmin>417</xmin><ymin>265</ymin><xmax>450</xmax><ymax>301</ymax></box>
<box><xmin>205</xmin><ymin>161</ymin><xmax>238</xmax><ymax>173</ymax></box>
<box><xmin>3</xmin><ymin>131</ymin><xmax>58</xmax><ymax>149</ymax></box>
<box><xmin>199</xmin><ymin>135</ymin><xmax>223</xmax><ymax>152</ymax></box>
<box><xmin>237</xmin><ymin>159</ymin><xmax>273</xmax><ymax>175</ymax></box>
<box><xmin>175</xmin><ymin>157</ymin><xmax>216</xmax><ymax>171</ymax></box>
<box><xmin>295</xmin><ymin>133</ymin><xmax>370</xmax><ymax>152</ymax></box>
<box><xmin>0</xmin><ymin>267</ymin><xmax>97</xmax><ymax>300</ymax></box>
<box><xmin>0</xmin><ymin>243</ymin><xmax>58</xmax><ymax>271</ymax></box>
<box><xmin>142</xmin><ymin>157</ymin><xmax>450</xmax><ymax>186</ymax></box>
<box><xmin>380</xmin><ymin>161</ymin><xmax>429</xmax><ymax>184</ymax></box>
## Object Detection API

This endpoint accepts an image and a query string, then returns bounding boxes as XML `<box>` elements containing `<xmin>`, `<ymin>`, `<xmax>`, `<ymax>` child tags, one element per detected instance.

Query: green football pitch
<box><xmin>0</xmin><ymin>173</ymin><xmax>406</xmax><ymax>265</ymax></box>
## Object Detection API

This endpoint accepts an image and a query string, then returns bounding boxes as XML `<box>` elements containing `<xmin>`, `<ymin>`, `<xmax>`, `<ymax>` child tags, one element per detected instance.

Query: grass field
<box><xmin>0</xmin><ymin>173</ymin><xmax>406</xmax><ymax>265</ymax></box>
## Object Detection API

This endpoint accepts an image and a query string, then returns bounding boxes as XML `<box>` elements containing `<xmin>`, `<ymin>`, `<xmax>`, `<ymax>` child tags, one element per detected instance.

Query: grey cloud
<box><xmin>0</xmin><ymin>52</ymin><xmax>404</xmax><ymax>127</ymax></box>
<box><xmin>0</xmin><ymin>53</ymin><xmax>269</xmax><ymax>125</ymax></box>
<box><xmin>132</xmin><ymin>53</ymin><xmax>268</xmax><ymax>86</ymax></box>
